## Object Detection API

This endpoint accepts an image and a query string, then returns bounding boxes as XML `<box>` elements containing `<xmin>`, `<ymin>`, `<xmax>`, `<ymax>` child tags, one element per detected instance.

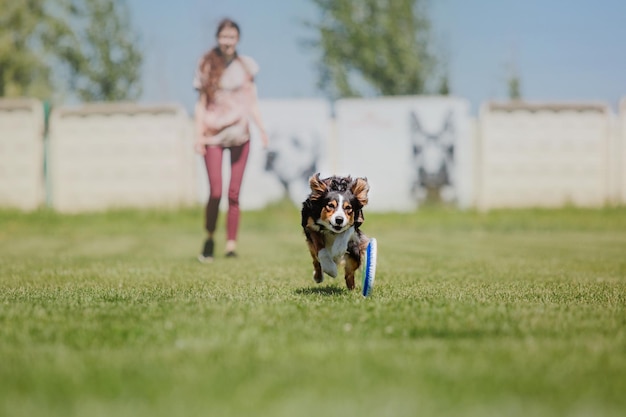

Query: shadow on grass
<box><xmin>295</xmin><ymin>286</ymin><xmax>346</xmax><ymax>296</ymax></box>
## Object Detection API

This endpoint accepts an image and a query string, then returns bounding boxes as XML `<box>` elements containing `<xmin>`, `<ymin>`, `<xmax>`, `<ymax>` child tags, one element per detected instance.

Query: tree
<box><xmin>508</xmin><ymin>74</ymin><xmax>522</xmax><ymax>100</ymax></box>
<box><xmin>438</xmin><ymin>74</ymin><xmax>450</xmax><ymax>96</ymax></box>
<box><xmin>505</xmin><ymin>44</ymin><xmax>522</xmax><ymax>100</ymax></box>
<box><xmin>0</xmin><ymin>0</ymin><xmax>142</xmax><ymax>102</ymax></box>
<box><xmin>63</xmin><ymin>0</ymin><xmax>142</xmax><ymax>101</ymax></box>
<box><xmin>305</xmin><ymin>0</ymin><xmax>436</xmax><ymax>99</ymax></box>
<box><xmin>0</xmin><ymin>0</ymin><xmax>63</xmax><ymax>98</ymax></box>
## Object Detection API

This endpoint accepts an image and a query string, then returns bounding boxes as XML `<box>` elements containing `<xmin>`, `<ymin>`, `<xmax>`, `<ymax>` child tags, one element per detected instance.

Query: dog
<box><xmin>301</xmin><ymin>173</ymin><xmax>370</xmax><ymax>290</ymax></box>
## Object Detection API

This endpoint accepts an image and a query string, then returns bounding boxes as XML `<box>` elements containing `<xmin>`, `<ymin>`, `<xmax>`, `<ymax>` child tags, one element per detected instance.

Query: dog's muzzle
<box><xmin>331</xmin><ymin>216</ymin><xmax>345</xmax><ymax>231</ymax></box>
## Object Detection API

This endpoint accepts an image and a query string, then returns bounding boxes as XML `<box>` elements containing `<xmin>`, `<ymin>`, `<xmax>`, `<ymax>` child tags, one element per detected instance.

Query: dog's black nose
<box><xmin>335</xmin><ymin>217</ymin><xmax>344</xmax><ymax>225</ymax></box>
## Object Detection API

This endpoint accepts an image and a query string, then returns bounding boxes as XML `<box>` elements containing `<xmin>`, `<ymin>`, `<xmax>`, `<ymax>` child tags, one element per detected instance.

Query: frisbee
<box><xmin>361</xmin><ymin>238</ymin><xmax>378</xmax><ymax>297</ymax></box>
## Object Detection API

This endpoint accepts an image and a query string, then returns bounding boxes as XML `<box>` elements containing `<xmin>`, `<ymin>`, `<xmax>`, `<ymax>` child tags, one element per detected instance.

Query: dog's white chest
<box><xmin>318</xmin><ymin>227</ymin><xmax>355</xmax><ymax>278</ymax></box>
<box><xmin>326</xmin><ymin>227</ymin><xmax>355</xmax><ymax>259</ymax></box>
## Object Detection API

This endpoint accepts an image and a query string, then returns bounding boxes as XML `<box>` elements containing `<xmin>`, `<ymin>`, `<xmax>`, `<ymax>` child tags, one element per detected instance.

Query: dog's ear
<box><xmin>351</xmin><ymin>177</ymin><xmax>369</xmax><ymax>207</ymax></box>
<box><xmin>309</xmin><ymin>173</ymin><xmax>327</xmax><ymax>200</ymax></box>
<box><xmin>355</xmin><ymin>209</ymin><xmax>365</xmax><ymax>228</ymax></box>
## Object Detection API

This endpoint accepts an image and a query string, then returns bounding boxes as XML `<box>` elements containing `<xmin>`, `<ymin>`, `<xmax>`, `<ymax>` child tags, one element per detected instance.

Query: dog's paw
<box><xmin>306</xmin><ymin>223</ymin><xmax>321</xmax><ymax>232</ymax></box>
<box><xmin>324</xmin><ymin>265</ymin><xmax>338</xmax><ymax>278</ymax></box>
<box><xmin>313</xmin><ymin>270</ymin><xmax>324</xmax><ymax>283</ymax></box>
<box><xmin>305</xmin><ymin>217</ymin><xmax>321</xmax><ymax>232</ymax></box>
<box><xmin>318</xmin><ymin>249</ymin><xmax>338</xmax><ymax>278</ymax></box>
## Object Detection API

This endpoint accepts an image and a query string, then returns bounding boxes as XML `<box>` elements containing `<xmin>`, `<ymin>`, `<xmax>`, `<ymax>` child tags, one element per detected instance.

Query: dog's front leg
<box><xmin>344</xmin><ymin>256</ymin><xmax>358</xmax><ymax>290</ymax></box>
<box><xmin>312</xmin><ymin>258</ymin><xmax>324</xmax><ymax>283</ymax></box>
<box><xmin>307</xmin><ymin>236</ymin><xmax>325</xmax><ymax>283</ymax></box>
<box><xmin>343</xmin><ymin>238</ymin><xmax>364</xmax><ymax>291</ymax></box>
<box><xmin>318</xmin><ymin>248</ymin><xmax>337</xmax><ymax>278</ymax></box>
<box><xmin>305</xmin><ymin>216</ymin><xmax>321</xmax><ymax>232</ymax></box>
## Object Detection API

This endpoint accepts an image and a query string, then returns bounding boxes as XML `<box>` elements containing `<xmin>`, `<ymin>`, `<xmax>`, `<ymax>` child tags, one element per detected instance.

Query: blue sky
<box><xmin>128</xmin><ymin>0</ymin><xmax>626</xmax><ymax>114</ymax></box>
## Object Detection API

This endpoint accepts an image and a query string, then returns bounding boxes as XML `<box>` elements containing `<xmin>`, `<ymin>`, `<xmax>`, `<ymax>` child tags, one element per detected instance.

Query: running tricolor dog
<box><xmin>301</xmin><ymin>173</ymin><xmax>371</xmax><ymax>290</ymax></box>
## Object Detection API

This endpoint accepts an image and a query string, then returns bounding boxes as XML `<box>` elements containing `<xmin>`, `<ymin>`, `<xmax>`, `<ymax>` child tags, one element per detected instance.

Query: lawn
<box><xmin>0</xmin><ymin>204</ymin><xmax>625</xmax><ymax>417</ymax></box>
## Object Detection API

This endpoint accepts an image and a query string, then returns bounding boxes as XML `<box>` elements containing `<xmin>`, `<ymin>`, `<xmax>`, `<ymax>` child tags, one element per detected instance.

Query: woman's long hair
<box><xmin>198</xmin><ymin>18</ymin><xmax>241</xmax><ymax>103</ymax></box>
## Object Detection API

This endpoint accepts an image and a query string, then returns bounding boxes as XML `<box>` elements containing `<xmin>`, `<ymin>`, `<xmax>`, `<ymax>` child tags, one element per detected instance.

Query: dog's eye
<box><xmin>325</xmin><ymin>202</ymin><xmax>336</xmax><ymax>210</ymax></box>
<box><xmin>343</xmin><ymin>204</ymin><xmax>353</xmax><ymax>214</ymax></box>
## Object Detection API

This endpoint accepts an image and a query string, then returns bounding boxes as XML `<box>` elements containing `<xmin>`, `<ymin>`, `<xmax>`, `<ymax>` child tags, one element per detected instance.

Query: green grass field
<box><xmin>1</xmin><ymin>204</ymin><xmax>625</xmax><ymax>417</ymax></box>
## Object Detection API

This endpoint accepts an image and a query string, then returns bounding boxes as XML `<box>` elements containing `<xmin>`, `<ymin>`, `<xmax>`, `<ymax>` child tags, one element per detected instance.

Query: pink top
<box><xmin>193</xmin><ymin>55</ymin><xmax>259</xmax><ymax>92</ymax></box>
<box><xmin>194</xmin><ymin>55</ymin><xmax>260</xmax><ymax>147</ymax></box>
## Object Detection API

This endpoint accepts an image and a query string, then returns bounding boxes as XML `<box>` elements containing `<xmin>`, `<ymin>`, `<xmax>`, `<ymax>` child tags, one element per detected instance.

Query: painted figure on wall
<box><xmin>409</xmin><ymin>110</ymin><xmax>456</xmax><ymax>204</ymax></box>
<box><xmin>264</xmin><ymin>127</ymin><xmax>322</xmax><ymax>204</ymax></box>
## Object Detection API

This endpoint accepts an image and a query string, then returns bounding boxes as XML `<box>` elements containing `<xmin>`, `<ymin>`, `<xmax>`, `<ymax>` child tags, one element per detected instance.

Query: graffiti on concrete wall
<box><xmin>263</xmin><ymin>126</ymin><xmax>323</xmax><ymax>204</ymax></box>
<box><xmin>409</xmin><ymin>110</ymin><xmax>456</xmax><ymax>204</ymax></box>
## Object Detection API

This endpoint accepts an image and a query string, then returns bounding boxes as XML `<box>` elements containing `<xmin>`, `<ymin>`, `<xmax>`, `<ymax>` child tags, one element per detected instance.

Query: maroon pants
<box><xmin>203</xmin><ymin>141</ymin><xmax>250</xmax><ymax>241</ymax></box>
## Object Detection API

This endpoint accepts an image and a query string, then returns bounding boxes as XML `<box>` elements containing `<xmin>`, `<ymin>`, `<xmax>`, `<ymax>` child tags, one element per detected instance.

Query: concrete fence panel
<box><xmin>335</xmin><ymin>96</ymin><xmax>474</xmax><ymax>211</ymax></box>
<box><xmin>250</xmin><ymin>98</ymin><xmax>332</xmax><ymax>207</ymax></box>
<box><xmin>0</xmin><ymin>98</ymin><xmax>45</xmax><ymax>210</ymax></box>
<box><xmin>48</xmin><ymin>103</ymin><xmax>195</xmax><ymax>212</ymax></box>
<box><xmin>477</xmin><ymin>102</ymin><xmax>612</xmax><ymax>210</ymax></box>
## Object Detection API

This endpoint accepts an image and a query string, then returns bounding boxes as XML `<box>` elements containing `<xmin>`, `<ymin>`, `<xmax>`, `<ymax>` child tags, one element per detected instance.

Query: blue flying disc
<box><xmin>361</xmin><ymin>238</ymin><xmax>378</xmax><ymax>297</ymax></box>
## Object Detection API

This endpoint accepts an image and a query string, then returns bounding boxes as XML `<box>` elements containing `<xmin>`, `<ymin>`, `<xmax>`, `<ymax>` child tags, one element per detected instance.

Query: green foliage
<box><xmin>0</xmin><ymin>0</ymin><xmax>142</xmax><ymax>102</ymax></box>
<box><xmin>64</xmin><ymin>0</ymin><xmax>142</xmax><ymax>101</ymax></box>
<box><xmin>1</xmin><ymin>206</ymin><xmax>625</xmax><ymax>416</ymax></box>
<box><xmin>438</xmin><ymin>73</ymin><xmax>450</xmax><ymax>95</ymax></box>
<box><xmin>306</xmin><ymin>0</ymin><xmax>436</xmax><ymax>99</ymax></box>
<box><xmin>508</xmin><ymin>74</ymin><xmax>522</xmax><ymax>100</ymax></box>
<box><xmin>0</xmin><ymin>0</ymin><xmax>62</xmax><ymax>98</ymax></box>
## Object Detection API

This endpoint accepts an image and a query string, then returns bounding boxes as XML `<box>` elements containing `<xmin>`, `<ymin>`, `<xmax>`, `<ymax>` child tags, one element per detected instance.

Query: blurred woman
<box><xmin>193</xmin><ymin>18</ymin><xmax>268</xmax><ymax>262</ymax></box>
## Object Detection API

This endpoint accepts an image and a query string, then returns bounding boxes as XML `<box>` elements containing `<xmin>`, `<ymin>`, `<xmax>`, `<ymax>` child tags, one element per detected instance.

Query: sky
<box><xmin>127</xmin><ymin>0</ymin><xmax>626</xmax><ymax>115</ymax></box>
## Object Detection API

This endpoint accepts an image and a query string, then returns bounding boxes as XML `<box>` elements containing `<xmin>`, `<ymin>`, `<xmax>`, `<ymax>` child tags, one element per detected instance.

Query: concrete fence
<box><xmin>334</xmin><ymin>96</ymin><xmax>474</xmax><ymax>211</ymax></box>
<box><xmin>48</xmin><ymin>103</ymin><xmax>196</xmax><ymax>212</ymax></box>
<box><xmin>0</xmin><ymin>99</ymin><xmax>45</xmax><ymax>210</ymax></box>
<box><xmin>477</xmin><ymin>101</ymin><xmax>614</xmax><ymax>210</ymax></box>
<box><xmin>0</xmin><ymin>96</ymin><xmax>625</xmax><ymax>212</ymax></box>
